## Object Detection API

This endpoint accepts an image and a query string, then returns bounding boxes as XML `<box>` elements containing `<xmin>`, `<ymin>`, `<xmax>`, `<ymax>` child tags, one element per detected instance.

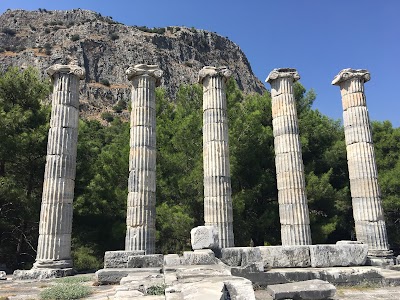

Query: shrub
<box><xmin>100</xmin><ymin>78</ymin><xmax>110</xmax><ymax>87</ymax></box>
<box><xmin>110</xmin><ymin>33</ymin><xmax>119</xmax><ymax>41</ymax></box>
<box><xmin>112</xmin><ymin>99</ymin><xmax>127</xmax><ymax>113</ymax></box>
<box><xmin>45</xmin><ymin>49</ymin><xmax>51</xmax><ymax>56</ymax></box>
<box><xmin>43</xmin><ymin>22</ymin><xmax>48</xmax><ymax>26</ymax></box>
<box><xmin>44</xmin><ymin>43</ymin><xmax>51</xmax><ymax>50</ymax></box>
<box><xmin>57</xmin><ymin>21</ymin><xmax>63</xmax><ymax>25</ymax></box>
<box><xmin>40</xmin><ymin>283</ymin><xmax>91</xmax><ymax>300</ymax></box>
<box><xmin>2</xmin><ymin>28</ymin><xmax>16</xmax><ymax>36</ymax></box>
<box><xmin>136</xmin><ymin>26</ymin><xmax>165</xmax><ymax>34</ymax></box>
<box><xmin>44</xmin><ymin>28</ymin><xmax>50</xmax><ymax>34</ymax></box>
<box><xmin>52</xmin><ymin>26</ymin><xmax>60</xmax><ymax>31</ymax></box>
<box><xmin>29</xmin><ymin>24</ymin><xmax>37</xmax><ymax>31</ymax></box>
<box><xmin>68</xmin><ymin>21</ymin><xmax>75</xmax><ymax>27</ymax></box>
<box><xmin>70</xmin><ymin>34</ymin><xmax>80</xmax><ymax>41</ymax></box>
<box><xmin>101</xmin><ymin>112</ymin><xmax>114</xmax><ymax>122</ymax></box>
<box><xmin>72</xmin><ymin>246</ymin><xmax>101</xmax><ymax>272</ymax></box>
<box><xmin>50</xmin><ymin>21</ymin><xmax>57</xmax><ymax>26</ymax></box>
<box><xmin>146</xmin><ymin>285</ymin><xmax>166</xmax><ymax>295</ymax></box>
<box><xmin>113</xmin><ymin>105</ymin><xmax>123</xmax><ymax>113</ymax></box>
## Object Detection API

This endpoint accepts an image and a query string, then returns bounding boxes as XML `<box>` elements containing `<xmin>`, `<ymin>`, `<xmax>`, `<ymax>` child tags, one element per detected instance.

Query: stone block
<box><xmin>95</xmin><ymin>267</ymin><xmax>162</xmax><ymax>285</ymax></box>
<box><xmin>164</xmin><ymin>254</ymin><xmax>181</xmax><ymax>267</ymax></box>
<box><xmin>0</xmin><ymin>270</ymin><xmax>6</xmax><ymax>280</ymax></box>
<box><xmin>224</xmin><ymin>278</ymin><xmax>256</xmax><ymax>300</ymax></box>
<box><xmin>220</xmin><ymin>247</ymin><xmax>262</xmax><ymax>268</ymax></box>
<box><xmin>258</xmin><ymin>245</ymin><xmax>311</xmax><ymax>268</ymax></box>
<box><xmin>114</xmin><ymin>290</ymin><xmax>144</xmax><ymax>300</ymax></box>
<box><xmin>220</xmin><ymin>248</ymin><xmax>244</xmax><ymax>266</ymax></box>
<box><xmin>231</xmin><ymin>262</ymin><xmax>264</xmax><ymax>274</ymax></box>
<box><xmin>267</xmin><ymin>279</ymin><xmax>336</xmax><ymax>300</ymax></box>
<box><xmin>181</xmin><ymin>249</ymin><xmax>218</xmax><ymax>265</ymax></box>
<box><xmin>241</xmin><ymin>247</ymin><xmax>262</xmax><ymax>267</ymax></box>
<box><xmin>13</xmin><ymin>268</ymin><xmax>74</xmax><ymax>280</ymax></box>
<box><xmin>190</xmin><ymin>226</ymin><xmax>219</xmax><ymax>250</ymax></box>
<box><xmin>164</xmin><ymin>254</ymin><xmax>181</xmax><ymax>266</ymax></box>
<box><xmin>104</xmin><ymin>250</ymin><xmax>145</xmax><ymax>268</ymax></box>
<box><xmin>126</xmin><ymin>254</ymin><xmax>163</xmax><ymax>268</ymax></box>
<box><xmin>309</xmin><ymin>244</ymin><xmax>368</xmax><ymax>267</ymax></box>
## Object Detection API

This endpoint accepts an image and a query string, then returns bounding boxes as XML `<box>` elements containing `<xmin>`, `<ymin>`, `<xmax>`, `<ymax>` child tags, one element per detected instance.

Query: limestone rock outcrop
<box><xmin>0</xmin><ymin>9</ymin><xmax>265</xmax><ymax>121</ymax></box>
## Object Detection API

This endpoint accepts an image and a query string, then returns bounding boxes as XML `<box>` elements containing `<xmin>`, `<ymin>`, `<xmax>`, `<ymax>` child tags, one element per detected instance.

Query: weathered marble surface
<box><xmin>266</xmin><ymin>68</ymin><xmax>312</xmax><ymax>246</ymax></box>
<box><xmin>309</xmin><ymin>244</ymin><xmax>368</xmax><ymax>267</ymax></box>
<box><xmin>125</xmin><ymin>64</ymin><xmax>162</xmax><ymax>254</ymax></box>
<box><xmin>267</xmin><ymin>279</ymin><xmax>336</xmax><ymax>300</ymax></box>
<box><xmin>190</xmin><ymin>226</ymin><xmax>219</xmax><ymax>250</ymax></box>
<box><xmin>126</xmin><ymin>254</ymin><xmax>163</xmax><ymax>268</ymax></box>
<box><xmin>199</xmin><ymin>66</ymin><xmax>235</xmax><ymax>248</ymax></box>
<box><xmin>332</xmin><ymin>68</ymin><xmax>392</xmax><ymax>256</ymax></box>
<box><xmin>104</xmin><ymin>250</ymin><xmax>145</xmax><ymax>268</ymax></box>
<box><xmin>181</xmin><ymin>249</ymin><xmax>218</xmax><ymax>265</ymax></box>
<box><xmin>258</xmin><ymin>245</ymin><xmax>311</xmax><ymax>268</ymax></box>
<box><xmin>33</xmin><ymin>64</ymin><xmax>85</xmax><ymax>271</ymax></box>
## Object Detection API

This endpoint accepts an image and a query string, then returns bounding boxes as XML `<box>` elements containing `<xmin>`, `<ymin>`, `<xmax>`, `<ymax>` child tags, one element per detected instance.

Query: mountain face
<box><xmin>0</xmin><ymin>9</ymin><xmax>265</xmax><ymax>119</ymax></box>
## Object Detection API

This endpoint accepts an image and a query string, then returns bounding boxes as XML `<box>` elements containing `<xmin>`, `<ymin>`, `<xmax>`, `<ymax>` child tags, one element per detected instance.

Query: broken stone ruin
<box><xmin>8</xmin><ymin>64</ymin><xmax>400</xmax><ymax>300</ymax></box>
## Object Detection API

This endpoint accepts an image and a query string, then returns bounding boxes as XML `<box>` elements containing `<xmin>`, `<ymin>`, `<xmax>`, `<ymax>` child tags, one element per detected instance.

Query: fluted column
<box><xmin>34</xmin><ymin>64</ymin><xmax>85</xmax><ymax>269</ymax></box>
<box><xmin>199</xmin><ymin>66</ymin><xmax>234</xmax><ymax>248</ymax></box>
<box><xmin>332</xmin><ymin>69</ymin><xmax>392</xmax><ymax>256</ymax></box>
<box><xmin>266</xmin><ymin>68</ymin><xmax>312</xmax><ymax>246</ymax></box>
<box><xmin>125</xmin><ymin>64</ymin><xmax>162</xmax><ymax>254</ymax></box>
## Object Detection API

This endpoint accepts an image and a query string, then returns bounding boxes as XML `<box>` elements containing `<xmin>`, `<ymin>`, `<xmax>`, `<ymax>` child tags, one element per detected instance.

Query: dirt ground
<box><xmin>2</xmin><ymin>273</ymin><xmax>400</xmax><ymax>299</ymax></box>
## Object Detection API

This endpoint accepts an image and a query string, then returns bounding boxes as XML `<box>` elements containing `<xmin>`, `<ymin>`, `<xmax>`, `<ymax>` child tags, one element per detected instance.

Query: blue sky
<box><xmin>1</xmin><ymin>1</ymin><xmax>399</xmax><ymax>127</ymax></box>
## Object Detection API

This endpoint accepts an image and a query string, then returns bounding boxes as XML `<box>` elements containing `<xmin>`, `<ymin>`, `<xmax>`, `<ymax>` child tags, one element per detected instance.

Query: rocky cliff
<box><xmin>0</xmin><ymin>9</ymin><xmax>266</xmax><ymax>119</ymax></box>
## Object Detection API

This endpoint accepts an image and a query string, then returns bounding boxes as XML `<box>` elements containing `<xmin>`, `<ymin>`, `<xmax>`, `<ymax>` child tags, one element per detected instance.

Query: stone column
<box><xmin>199</xmin><ymin>66</ymin><xmax>234</xmax><ymax>248</ymax></box>
<box><xmin>125</xmin><ymin>64</ymin><xmax>162</xmax><ymax>254</ymax></box>
<box><xmin>266</xmin><ymin>68</ymin><xmax>312</xmax><ymax>246</ymax></box>
<box><xmin>332</xmin><ymin>68</ymin><xmax>392</xmax><ymax>257</ymax></box>
<box><xmin>34</xmin><ymin>64</ymin><xmax>85</xmax><ymax>269</ymax></box>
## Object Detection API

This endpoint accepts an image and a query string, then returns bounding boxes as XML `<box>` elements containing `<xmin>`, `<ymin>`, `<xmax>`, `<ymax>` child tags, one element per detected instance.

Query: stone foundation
<box><xmin>13</xmin><ymin>268</ymin><xmax>74</xmax><ymax>280</ymax></box>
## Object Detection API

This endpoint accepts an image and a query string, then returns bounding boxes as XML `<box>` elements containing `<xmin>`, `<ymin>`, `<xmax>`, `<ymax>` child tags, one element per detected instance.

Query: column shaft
<box><xmin>332</xmin><ymin>69</ymin><xmax>391</xmax><ymax>255</ymax></box>
<box><xmin>125</xmin><ymin>65</ymin><xmax>162</xmax><ymax>254</ymax></box>
<box><xmin>34</xmin><ymin>64</ymin><xmax>84</xmax><ymax>269</ymax></box>
<box><xmin>266</xmin><ymin>68</ymin><xmax>312</xmax><ymax>246</ymax></box>
<box><xmin>199</xmin><ymin>66</ymin><xmax>234</xmax><ymax>248</ymax></box>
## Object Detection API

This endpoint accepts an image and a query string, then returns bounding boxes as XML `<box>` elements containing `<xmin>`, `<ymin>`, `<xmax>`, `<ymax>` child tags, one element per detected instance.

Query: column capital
<box><xmin>126</xmin><ymin>64</ymin><xmax>163</xmax><ymax>86</ymax></box>
<box><xmin>47</xmin><ymin>64</ymin><xmax>85</xmax><ymax>80</ymax></box>
<box><xmin>332</xmin><ymin>68</ymin><xmax>370</xmax><ymax>86</ymax></box>
<box><xmin>266</xmin><ymin>68</ymin><xmax>300</xmax><ymax>83</ymax></box>
<box><xmin>198</xmin><ymin>66</ymin><xmax>232</xmax><ymax>84</ymax></box>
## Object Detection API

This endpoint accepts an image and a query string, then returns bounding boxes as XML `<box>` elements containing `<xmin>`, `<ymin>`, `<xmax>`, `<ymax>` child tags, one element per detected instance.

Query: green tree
<box><xmin>0</xmin><ymin>67</ymin><xmax>51</xmax><ymax>269</ymax></box>
<box><xmin>73</xmin><ymin>118</ymin><xmax>129</xmax><ymax>260</ymax></box>
<box><xmin>372</xmin><ymin>121</ymin><xmax>400</xmax><ymax>253</ymax></box>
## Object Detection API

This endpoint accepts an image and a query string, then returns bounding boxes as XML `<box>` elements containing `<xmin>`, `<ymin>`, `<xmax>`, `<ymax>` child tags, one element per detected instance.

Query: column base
<box><xmin>13</xmin><ymin>268</ymin><xmax>74</xmax><ymax>280</ymax></box>
<box><xmin>366</xmin><ymin>250</ymin><xmax>395</xmax><ymax>267</ymax></box>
